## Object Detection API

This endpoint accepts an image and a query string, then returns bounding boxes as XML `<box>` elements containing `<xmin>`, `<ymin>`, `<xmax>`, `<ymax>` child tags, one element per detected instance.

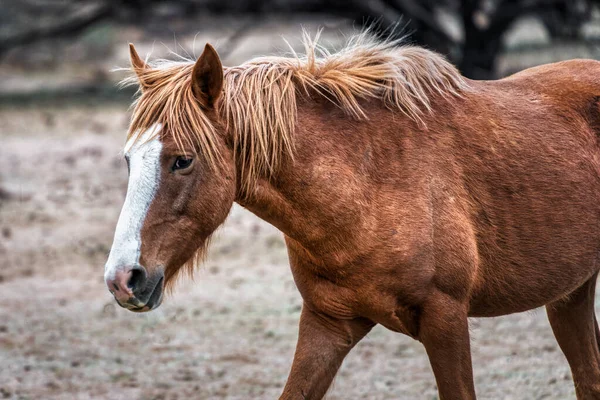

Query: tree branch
<box><xmin>386</xmin><ymin>0</ymin><xmax>454</xmax><ymax>42</ymax></box>
<box><xmin>0</xmin><ymin>2</ymin><xmax>114</xmax><ymax>56</ymax></box>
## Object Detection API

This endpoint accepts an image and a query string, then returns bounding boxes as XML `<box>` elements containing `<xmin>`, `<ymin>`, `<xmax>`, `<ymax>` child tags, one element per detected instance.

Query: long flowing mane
<box><xmin>124</xmin><ymin>30</ymin><xmax>468</xmax><ymax>194</ymax></box>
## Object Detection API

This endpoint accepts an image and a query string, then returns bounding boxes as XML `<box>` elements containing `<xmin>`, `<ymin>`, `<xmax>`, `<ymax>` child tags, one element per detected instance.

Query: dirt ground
<box><xmin>0</xmin><ymin>101</ymin><xmax>593</xmax><ymax>400</ymax></box>
<box><xmin>1</xmin><ymin>19</ymin><xmax>599</xmax><ymax>399</ymax></box>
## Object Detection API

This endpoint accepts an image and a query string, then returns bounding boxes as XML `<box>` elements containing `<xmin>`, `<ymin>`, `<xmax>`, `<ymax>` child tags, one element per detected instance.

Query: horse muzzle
<box><xmin>105</xmin><ymin>264</ymin><xmax>164</xmax><ymax>312</ymax></box>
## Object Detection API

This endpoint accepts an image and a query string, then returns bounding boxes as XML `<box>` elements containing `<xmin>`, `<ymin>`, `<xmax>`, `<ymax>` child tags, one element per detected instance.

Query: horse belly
<box><xmin>467</xmin><ymin>251</ymin><xmax>600</xmax><ymax>317</ymax></box>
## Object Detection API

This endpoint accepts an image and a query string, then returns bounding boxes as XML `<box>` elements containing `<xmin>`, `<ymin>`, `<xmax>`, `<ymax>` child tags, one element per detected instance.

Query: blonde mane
<box><xmin>125</xmin><ymin>30</ymin><xmax>468</xmax><ymax>195</ymax></box>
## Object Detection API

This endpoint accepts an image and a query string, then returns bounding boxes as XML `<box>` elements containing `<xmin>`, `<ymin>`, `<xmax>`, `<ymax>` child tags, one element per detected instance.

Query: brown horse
<box><xmin>104</xmin><ymin>31</ymin><xmax>600</xmax><ymax>399</ymax></box>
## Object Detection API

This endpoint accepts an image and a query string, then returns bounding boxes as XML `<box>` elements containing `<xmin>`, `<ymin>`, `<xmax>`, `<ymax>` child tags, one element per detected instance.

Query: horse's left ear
<box><xmin>191</xmin><ymin>43</ymin><xmax>223</xmax><ymax>108</ymax></box>
<box><xmin>129</xmin><ymin>43</ymin><xmax>151</xmax><ymax>90</ymax></box>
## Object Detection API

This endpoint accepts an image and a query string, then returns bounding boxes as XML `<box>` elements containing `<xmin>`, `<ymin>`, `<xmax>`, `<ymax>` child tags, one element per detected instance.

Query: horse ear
<box><xmin>191</xmin><ymin>43</ymin><xmax>223</xmax><ymax>108</ymax></box>
<box><xmin>129</xmin><ymin>43</ymin><xmax>149</xmax><ymax>89</ymax></box>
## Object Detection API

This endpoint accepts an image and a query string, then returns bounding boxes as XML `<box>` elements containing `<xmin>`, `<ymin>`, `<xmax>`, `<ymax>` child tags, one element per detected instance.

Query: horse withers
<box><xmin>104</xmin><ymin>31</ymin><xmax>600</xmax><ymax>399</ymax></box>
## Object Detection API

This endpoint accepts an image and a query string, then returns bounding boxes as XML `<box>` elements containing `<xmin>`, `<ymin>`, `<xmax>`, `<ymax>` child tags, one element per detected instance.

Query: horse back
<box><xmin>486</xmin><ymin>59</ymin><xmax>600</xmax><ymax>132</ymax></box>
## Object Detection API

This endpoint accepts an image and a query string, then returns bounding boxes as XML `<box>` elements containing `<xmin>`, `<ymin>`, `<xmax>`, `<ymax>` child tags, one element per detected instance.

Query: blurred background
<box><xmin>2</xmin><ymin>1</ymin><xmax>600</xmax><ymax>399</ymax></box>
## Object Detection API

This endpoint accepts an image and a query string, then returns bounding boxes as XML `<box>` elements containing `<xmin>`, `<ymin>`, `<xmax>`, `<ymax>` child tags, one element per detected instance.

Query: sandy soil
<box><xmin>0</xmin><ymin>100</ymin><xmax>593</xmax><ymax>400</ymax></box>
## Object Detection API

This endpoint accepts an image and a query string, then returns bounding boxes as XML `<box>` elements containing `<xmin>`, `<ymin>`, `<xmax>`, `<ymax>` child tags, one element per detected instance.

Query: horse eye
<box><xmin>172</xmin><ymin>156</ymin><xmax>193</xmax><ymax>171</ymax></box>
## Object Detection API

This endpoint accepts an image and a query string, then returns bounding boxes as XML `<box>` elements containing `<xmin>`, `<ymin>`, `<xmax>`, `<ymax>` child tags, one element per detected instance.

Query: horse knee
<box><xmin>416</xmin><ymin>290</ymin><xmax>470</xmax><ymax>343</ymax></box>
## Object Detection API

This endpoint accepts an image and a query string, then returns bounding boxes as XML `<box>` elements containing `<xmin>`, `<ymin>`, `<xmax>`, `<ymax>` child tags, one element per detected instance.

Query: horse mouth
<box><xmin>119</xmin><ymin>276</ymin><xmax>164</xmax><ymax>313</ymax></box>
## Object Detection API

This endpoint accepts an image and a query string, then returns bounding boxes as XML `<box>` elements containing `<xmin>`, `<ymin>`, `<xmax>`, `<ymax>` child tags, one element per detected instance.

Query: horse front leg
<box><xmin>279</xmin><ymin>304</ymin><xmax>374</xmax><ymax>400</ymax></box>
<box><xmin>419</xmin><ymin>290</ymin><xmax>476</xmax><ymax>400</ymax></box>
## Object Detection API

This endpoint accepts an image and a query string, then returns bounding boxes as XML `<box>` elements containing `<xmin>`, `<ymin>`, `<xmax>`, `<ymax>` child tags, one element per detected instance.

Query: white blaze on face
<box><xmin>104</xmin><ymin>124</ymin><xmax>163</xmax><ymax>283</ymax></box>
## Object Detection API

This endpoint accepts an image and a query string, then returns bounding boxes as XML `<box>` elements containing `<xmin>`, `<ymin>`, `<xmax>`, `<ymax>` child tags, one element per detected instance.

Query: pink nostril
<box><xmin>106</xmin><ymin>270</ymin><xmax>134</xmax><ymax>302</ymax></box>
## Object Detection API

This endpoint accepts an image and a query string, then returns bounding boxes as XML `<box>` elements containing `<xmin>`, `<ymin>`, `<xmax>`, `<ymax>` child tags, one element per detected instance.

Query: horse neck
<box><xmin>233</xmin><ymin>160</ymin><xmax>306</xmax><ymax>247</ymax></box>
<box><xmin>230</xmin><ymin>99</ymin><xmax>325</xmax><ymax>247</ymax></box>
<box><xmin>232</xmin><ymin>98</ymin><xmax>420</xmax><ymax>261</ymax></box>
